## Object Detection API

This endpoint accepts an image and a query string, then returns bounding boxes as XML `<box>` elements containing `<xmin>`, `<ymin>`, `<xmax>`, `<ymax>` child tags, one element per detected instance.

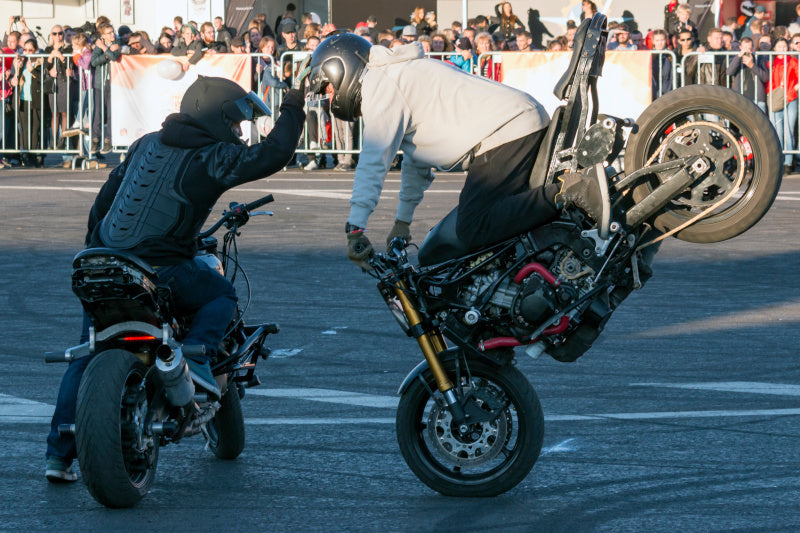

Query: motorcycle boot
<box><xmin>555</xmin><ymin>170</ymin><xmax>605</xmax><ymax>222</ymax></box>
<box><xmin>184</xmin><ymin>351</ymin><xmax>221</xmax><ymax>401</ymax></box>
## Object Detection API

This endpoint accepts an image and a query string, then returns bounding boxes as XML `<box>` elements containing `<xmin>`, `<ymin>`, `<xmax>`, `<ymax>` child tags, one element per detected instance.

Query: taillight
<box><xmin>121</xmin><ymin>335</ymin><xmax>157</xmax><ymax>342</ymax></box>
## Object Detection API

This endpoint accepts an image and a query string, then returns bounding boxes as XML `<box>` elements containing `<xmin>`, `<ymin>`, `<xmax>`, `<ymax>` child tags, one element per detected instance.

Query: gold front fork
<box><xmin>393</xmin><ymin>282</ymin><xmax>453</xmax><ymax>393</ymax></box>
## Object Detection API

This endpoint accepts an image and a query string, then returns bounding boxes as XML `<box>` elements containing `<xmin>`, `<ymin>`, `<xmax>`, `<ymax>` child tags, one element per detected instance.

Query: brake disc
<box><xmin>426</xmin><ymin>386</ymin><xmax>510</xmax><ymax>467</ymax></box>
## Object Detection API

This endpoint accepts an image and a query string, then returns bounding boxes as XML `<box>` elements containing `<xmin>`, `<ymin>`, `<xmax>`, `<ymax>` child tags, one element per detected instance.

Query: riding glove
<box><xmin>293</xmin><ymin>56</ymin><xmax>313</xmax><ymax>91</ymax></box>
<box><xmin>346</xmin><ymin>224</ymin><xmax>374</xmax><ymax>270</ymax></box>
<box><xmin>386</xmin><ymin>219</ymin><xmax>411</xmax><ymax>247</ymax></box>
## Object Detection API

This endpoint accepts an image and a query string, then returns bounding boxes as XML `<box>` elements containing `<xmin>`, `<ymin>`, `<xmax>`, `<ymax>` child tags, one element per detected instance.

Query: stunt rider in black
<box><xmin>45</xmin><ymin>73</ymin><xmax>309</xmax><ymax>483</ymax></box>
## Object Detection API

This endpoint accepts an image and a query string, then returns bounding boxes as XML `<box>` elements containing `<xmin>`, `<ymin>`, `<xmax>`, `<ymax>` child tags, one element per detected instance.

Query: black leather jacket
<box><xmin>85</xmin><ymin>89</ymin><xmax>306</xmax><ymax>265</ymax></box>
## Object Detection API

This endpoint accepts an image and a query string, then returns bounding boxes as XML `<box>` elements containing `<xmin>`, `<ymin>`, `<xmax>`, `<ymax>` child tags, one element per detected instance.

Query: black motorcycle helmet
<box><xmin>180</xmin><ymin>76</ymin><xmax>270</xmax><ymax>144</ymax></box>
<box><xmin>308</xmin><ymin>33</ymin><xmax>372</xmax><ymax>121</ymax></box>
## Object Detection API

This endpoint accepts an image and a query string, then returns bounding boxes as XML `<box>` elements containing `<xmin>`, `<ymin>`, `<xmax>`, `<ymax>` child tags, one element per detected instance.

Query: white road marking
<box><xmin>246</xmin><ymin>388</ymin><xmax>399</xmax><ymax>408</ymax></box>
<box><xmin>0</xmin><ymin>185</ymin><xmax>461</xmax><ymax>201</ymax></box>
<box><xmin>321</xmin><ymin>326</ymin><xmax>348</xmax><ymax>335</ymax></box>
<box><xmin>269</xmin><ymin>348</ymin><xmax>303</xmax><ymax>358</ymax></box>
<box><xmin>632</xmin><ymin>381</ymin><xmax>800</xmax><ymax>396</ymax></box>
<box><xmin>246</xmin><ymin>417</ymin><xmax>395</xmax><ymax>425</ymax></box>
<box><xmin>0</xmin><ymin>393</ymin><xmax>54</xmax><ymax>423</ymax></box>
<box><xmin>3</xmin><ymin>185</ymin><xmax>796</xmax><ymax>202</ymax></box>
<box><xmin>5</xmin><ymin>383</ymin><xmax>800</xmax><ymax>425</ymax></box>
<box><xmin>0</xmin><ymin>185</ymin><xmax>100</xmax><ymax>193</ymax></box>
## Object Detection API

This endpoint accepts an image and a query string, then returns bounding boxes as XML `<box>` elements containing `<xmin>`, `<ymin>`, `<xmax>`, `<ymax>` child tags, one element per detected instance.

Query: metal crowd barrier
<box><xmin>0</xmin><ymin>52</ymin><xmax>113</xmax><ymax>169</ymax></box>
<box><xmin>3</xmin><ymin>49</ymin><xmax>793</xmax><ymax>168</ymax></box>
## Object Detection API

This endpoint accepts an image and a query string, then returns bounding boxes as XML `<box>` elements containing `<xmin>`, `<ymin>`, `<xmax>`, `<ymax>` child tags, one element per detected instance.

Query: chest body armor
<box><xmin>99</xmin><ymin>135</ymin><xmax>198</xmax><ymax>251</ymax></box>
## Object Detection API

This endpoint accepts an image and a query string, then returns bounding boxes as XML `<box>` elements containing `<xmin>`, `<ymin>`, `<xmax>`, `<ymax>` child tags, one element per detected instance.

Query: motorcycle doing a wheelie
<box><xmin>46</xmin><ymin>195</ymin><xmax>278</xmax><ymax>508</ymax></box>
<box><xmin>366</xmin><ymin>14</ymin><xmax>782</xmax><ymax>497</ymax></box>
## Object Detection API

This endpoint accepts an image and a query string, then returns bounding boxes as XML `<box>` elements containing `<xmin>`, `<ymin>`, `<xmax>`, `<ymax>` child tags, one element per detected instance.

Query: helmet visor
<box><xmin>223</xmin><ymin>91</ymin><xmax>271</xmax><ymax>123</ymax></box>
<box><xmin>308</xmin><ymin>65</ymin><xmax>329</xmax><ymax>95</ymax></box>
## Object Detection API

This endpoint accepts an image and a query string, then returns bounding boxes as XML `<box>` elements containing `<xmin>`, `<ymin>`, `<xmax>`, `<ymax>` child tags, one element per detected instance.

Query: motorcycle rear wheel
<box><xmin>396</xmin><ymin>358</ymin><xmax>544</xmax><ymax>497</ymax></box>
<box><xmin>75</xmin><ymin>349</ymin><xmax>159</xmax><ymax>508</ymax></box>
<box><xmin>626</xmin><ymin>85</ymin><xmax>782</xmax><ymax>243</ymax></box>
<box><xmin>207</xmin><ymin>383</ymin><xmax>245</xmax><ymax>460</ymax></box>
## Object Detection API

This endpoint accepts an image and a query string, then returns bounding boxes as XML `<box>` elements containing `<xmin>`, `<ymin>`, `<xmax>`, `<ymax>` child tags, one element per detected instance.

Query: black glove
<box><xmin>386</xmin><ymin>219</ymin><xmax>411</xmax><ymax>247</ymax></box>
<box><xmin>293</xmin><ymin>55</ymin><xmax>312</xmax><ymax>91</ymax></box>
<box><xmin>346</xmin><ymin>224</ymin><xmax>374</xmax><ymax>270</ymax></box>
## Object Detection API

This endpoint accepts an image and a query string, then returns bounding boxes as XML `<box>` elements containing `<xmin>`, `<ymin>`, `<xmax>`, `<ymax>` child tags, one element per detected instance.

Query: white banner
<box><xmin>501</xmin><ymin>51</ymin><xmax>653</xmax><ymax>120</ymax></box>
<box><xmin>109</xmin><ymin>54</ymin><xmax>252</xmax><ymax>146</ymax></box>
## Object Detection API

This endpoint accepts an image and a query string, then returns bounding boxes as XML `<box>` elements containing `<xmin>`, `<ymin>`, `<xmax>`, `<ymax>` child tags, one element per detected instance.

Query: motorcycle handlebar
<box><xmin>245</xmin><ymin>194</ymin><xmax>274</xmax><ymax>212</ymax></box>
<box><xmin>197</xmin><ymin>194</ymin><xmax>274</xmax><ymax>239</ymax></box>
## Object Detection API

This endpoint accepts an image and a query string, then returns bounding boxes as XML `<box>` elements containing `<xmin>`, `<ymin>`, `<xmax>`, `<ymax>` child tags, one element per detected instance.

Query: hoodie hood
<box><xmin>160</xmin><ymin>113</ymin><xmax>221</xmax><ymax>148</ymax></box>
<box><xmin>368</xmin><ymin>42</ymin><xmax>425</xmax><ymax>68</ymax></box>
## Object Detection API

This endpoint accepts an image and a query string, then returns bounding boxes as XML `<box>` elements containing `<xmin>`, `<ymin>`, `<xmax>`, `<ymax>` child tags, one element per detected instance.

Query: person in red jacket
<box><xmin>767</xmin><ymin>38</ymin><xmax>799</xmax><ymax>173</ymax></box>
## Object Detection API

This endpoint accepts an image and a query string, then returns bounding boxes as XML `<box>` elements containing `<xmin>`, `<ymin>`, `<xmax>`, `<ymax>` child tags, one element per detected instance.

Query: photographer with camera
<box><xmin>726</xmin><ymin>36</ymin><xmax>768</xmax><ymax>112</ymax></box>
<box><xmin>5</xmin><ymin>16</ymin><xmax>31</xmax><ymax>51</ymax></box>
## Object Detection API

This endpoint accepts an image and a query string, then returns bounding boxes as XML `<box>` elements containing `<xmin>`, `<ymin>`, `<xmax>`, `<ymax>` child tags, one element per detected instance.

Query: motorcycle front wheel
<box><xmin>626</xmin><ymin>85</ymin><xmax>782</xmax><ymax>243</ymax></box>
<box><xmin>75</xmin><ymin>349</ymin><xmax>159</xmax><ymax>508</ymax></box>
<box><xmin>396</xmin><ymin>358</ymin><xmax>544</xmax><ymax>497</ymax></box>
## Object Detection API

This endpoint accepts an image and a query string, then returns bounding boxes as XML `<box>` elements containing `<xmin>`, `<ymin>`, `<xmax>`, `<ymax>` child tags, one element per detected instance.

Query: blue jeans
<box><xmin>46</xmin><ymin>258</ymin><xmax>237</xmax><ymax>462</ymax></box>
<box><xmin>769</xmin><ymin>98</ymin><xmax>798</xmax><ymax>167</ymax></box>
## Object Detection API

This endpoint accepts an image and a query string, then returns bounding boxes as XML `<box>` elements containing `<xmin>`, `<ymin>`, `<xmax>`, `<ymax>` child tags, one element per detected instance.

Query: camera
<box><xmin>13</xmin><ymin>16</ymin><xmax>20</xmax><ymax>22</ymax></box>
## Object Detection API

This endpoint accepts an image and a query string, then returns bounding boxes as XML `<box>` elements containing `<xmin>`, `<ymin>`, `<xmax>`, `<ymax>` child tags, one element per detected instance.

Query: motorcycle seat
<box><xmin>73</xmin><ymin>248</ymin><xmax>158</xmax><ymax>280</ymax></box>
<box><xmin>72</xmin><ymin>248</ymin><xmax>164</xmax><ymax>330</ymax></box>
<box><xmin>417</xmin><ymin>207</ymin><xmax>470</xmax><ymax>267</ymax></box>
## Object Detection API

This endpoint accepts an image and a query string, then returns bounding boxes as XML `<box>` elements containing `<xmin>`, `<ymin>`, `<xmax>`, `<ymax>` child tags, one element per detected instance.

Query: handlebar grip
<box><xmin>45</xmin><ymin>351</ymin><xmax>68</xmax><ymax>363</ymax></box>
<box><xmin>245</xmin><ymin>194</ymin><xmax>274</xmax><ymax>212</ymax></box>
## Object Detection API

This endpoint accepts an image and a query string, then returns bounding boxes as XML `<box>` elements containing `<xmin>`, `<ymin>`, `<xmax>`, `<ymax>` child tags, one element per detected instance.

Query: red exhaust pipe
<box><xmin>478</xmin><ymin>316</ymin><xmax>570</xmax><ymax>351</ymax></box>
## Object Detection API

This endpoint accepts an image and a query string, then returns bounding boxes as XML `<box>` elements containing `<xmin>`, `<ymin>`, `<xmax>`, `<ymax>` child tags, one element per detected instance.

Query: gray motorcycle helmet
<box><xmin>308</xmin><ymin>33</ymin><xmax>372</xmax><ymax>121</ymax></box>
<box><xmin>180</xmin><ymin>76</ymin><xmax>270</xmax><ymax>144</ymax></box>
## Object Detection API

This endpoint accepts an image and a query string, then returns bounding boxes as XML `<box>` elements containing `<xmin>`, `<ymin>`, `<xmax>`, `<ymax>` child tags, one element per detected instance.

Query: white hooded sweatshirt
<box><xmin>348</xmin><ymin>42</ymin><xmax>550</xmax><ymax>229</ymax></box>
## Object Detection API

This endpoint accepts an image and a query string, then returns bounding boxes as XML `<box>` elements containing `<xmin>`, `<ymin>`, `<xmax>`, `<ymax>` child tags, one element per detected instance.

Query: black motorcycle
<box><xmin>366</xmin><ymin>14</ymin><xmax>782</xmax><ymax>496</ymax></box>
<box><xmin>46</xmin><ymin>194</ymin><xmax>278</xmax><ymax>508</ymax></box>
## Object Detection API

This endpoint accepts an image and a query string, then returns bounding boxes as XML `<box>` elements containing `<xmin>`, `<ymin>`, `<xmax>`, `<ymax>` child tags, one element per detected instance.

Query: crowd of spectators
<box><xmin>2</xmin><ymin>1</ymin><xmax>800</xmax><ymax>171</ymax></box>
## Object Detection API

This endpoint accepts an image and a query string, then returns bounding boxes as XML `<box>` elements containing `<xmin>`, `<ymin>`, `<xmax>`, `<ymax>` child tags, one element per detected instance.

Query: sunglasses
<box><xmin>52</xmin><ymin>31</ymin><xmax>63</xmax><ymax>36</ymax></box>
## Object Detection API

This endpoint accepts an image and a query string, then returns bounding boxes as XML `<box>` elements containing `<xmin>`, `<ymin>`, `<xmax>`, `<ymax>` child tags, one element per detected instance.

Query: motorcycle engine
<box><xmin>456</xmin><ymin>247</ymin><xmax>597</xmax><ymax>332</ymax></box>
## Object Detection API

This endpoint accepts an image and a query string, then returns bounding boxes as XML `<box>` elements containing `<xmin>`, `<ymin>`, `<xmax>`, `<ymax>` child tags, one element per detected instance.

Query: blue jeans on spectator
<box><xmin>769</xmin><ymin>98</ymin><xmax>798</xmax><ymax>167</ymax></box>
<box><xmin>46</xmin><ymin>258</ymin><xmax>237</xmax><ymax>463</ymax></box>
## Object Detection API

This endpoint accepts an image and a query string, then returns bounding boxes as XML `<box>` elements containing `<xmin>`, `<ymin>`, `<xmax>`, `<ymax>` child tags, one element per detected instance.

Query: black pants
<box><xmin>19</xmin><ymin>99</ymin><xmax>41</xmax><ymax>151</ymax></box>
<box><xmin>456</xmin><ymin>130</ymin><xmax>559</xmax><ymax>250</ymax></box>
<box><xmin>91</xmin><ymin>84</ymin><xmax>111</xmax><ymax>142</ymax></box>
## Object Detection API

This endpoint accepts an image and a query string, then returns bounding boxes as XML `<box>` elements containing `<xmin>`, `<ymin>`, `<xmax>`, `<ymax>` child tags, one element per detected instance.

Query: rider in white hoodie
<box><xmin>307</xmin><ymin>33</ymin><xmax>602</xmax><ymax>267</ymax></box>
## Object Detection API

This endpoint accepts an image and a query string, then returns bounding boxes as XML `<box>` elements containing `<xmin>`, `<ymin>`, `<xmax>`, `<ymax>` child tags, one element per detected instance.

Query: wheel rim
<box><xmin>414</xmin><ymin>373</ymin><xmax>524</xmax><ymax>483</ymax></box>
<box><xmin>640</xmin><ymin>108</ymin><xmax>761</xmax><ymax>225</ymax></box>
<box><xmin>119</xmin><ymin>369</ymin><xmax>157</xmax><ymax>486</ymax></box>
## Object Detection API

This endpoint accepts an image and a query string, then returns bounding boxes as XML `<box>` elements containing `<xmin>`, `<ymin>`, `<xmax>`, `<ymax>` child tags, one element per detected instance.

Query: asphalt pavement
<box><xmin>1</xmin><ymin>166</ymin><xmax>800</xmax><ymax>531</ymax></box>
